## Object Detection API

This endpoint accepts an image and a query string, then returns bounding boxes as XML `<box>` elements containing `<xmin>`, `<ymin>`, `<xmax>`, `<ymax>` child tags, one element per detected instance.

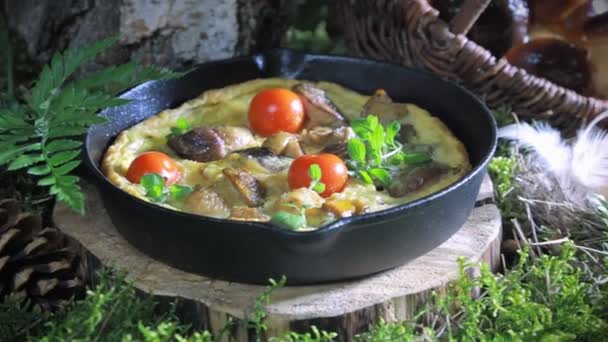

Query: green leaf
<box><xmin>386</xmin><ymin>121</ymin><xmax>400</xmax><ymax>146</ymax></box>
<box><xmin>47</xmin><ymin>126</ymin><xmax>88</xmax><ymax>139</ymax></box>
<box><xmin>347</xmin><ymin>138</ymin><xmax>366</xmax><ymax>163</ymax></box>
<box><xmin>370</xmin><ymin>123</ymin><xmax>385</xmax><ymax>153</ymax></box>
<box><xmin>140</xmin><ymin>173</ymin><xmax>166</xmax><ymax>203</ymax></box>
<box><xmin>358</xmin><ymin>170</ymin><xmax>373</xmax><ymax>184</ymax></box>
<box><xmin>369</xmin><ymin>168</ymin><xmax>392</xmax><ymax>187</ymax></box>
<box><xmin>0</xmin><ymin>109</ymin><xmax>28</xmax><ymax>130</ymax></box>
<box><xmin>28</xmin><ymin>164</ymin><xmax>51</xmax><ymax>176</ymax></box>
<box><xmin>0</xmin><ymin>143</ymin><xmax>41</xmax><ymax>165</ymax></box>
<box><xmin>55</xmin><ymin>181</ymin><xmax>85</xmax><ymax>215</ymax></box>
<box><xmin>49</xmin><ymin>150</ymin><xmax>80</xmax><ymax>166</ymax></box>
<box><xmin>312</xmin><ymin>182</ymin><xmax>326</xmax><ymax>194</ymax></box>
<box><xmin>401</xmin><ymin>152</ymin><xmax>432</xmax><ymax>164</ymax></box>
<box><xmin>37</xmin><ymin>176</ymin><xmax>56</xmax><ymax>186</ymax></box>
<box><xmin>270</xmin><ymin>211</ymin><xmax>306</xmax><ymax>230</ymax></box>
<box><xmin>54</xmin><ymin>160</ymin><xmax>81</xmax><ymax>176</ymax></box>
<box><xmin>31</xmin><ymin>35</ymin><xmax>119</xmax><ymax>112</ymax></box>
<box><xmin>308</xmin><ymin>163</ymin><xmax>322</xmax><ymax>182</ymax></box>
<box><xmin>169</xmin><ymin>184</ymin><xmax>193</xmax><ymax>200</ymax></box>
<box><xmin>170</xmin><ymin>118</ymin><xmax>191</xmax><ymax>136</ymax></box>
<box><xmin>46</xmin><ymin>139</ymin><xmax>82</xmax><ymax>153</ymax></box>
<box><xmin>7</xmin><ymin>154</ymin><xmax>43</xmax><ymax>171</ymax></box>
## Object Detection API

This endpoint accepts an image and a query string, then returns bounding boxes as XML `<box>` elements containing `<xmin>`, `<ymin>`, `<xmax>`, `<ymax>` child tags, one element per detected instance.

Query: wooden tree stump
<box><xmin>53</xmin><ymin>175</ymin><xmax>501</xmax><ymax>341</ymax></box>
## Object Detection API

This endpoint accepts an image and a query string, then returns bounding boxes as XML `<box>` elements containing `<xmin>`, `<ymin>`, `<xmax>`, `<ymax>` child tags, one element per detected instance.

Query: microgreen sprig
<box><xmin>308</xmin><ymin>163</ymin><xmax>326</xmax><ymax>194</ymax></box>
<box><xmin>167</xmin><ymin>118</ymin><xmax>191</xmax><ymax>139</ymax></box>
<box><xmin>270</xmin><ymin>203</ymin><xmax>307</xmax><ymax>230</ymax></box>
<box><xmin>347</xmin><ymin>115</ymin><xmax>430</xmax><ymax>187</ymax></box>
<box><xmin>140</xmin><ymin>173</ymin><xmax>192</xmax><ymax>203</ymax></box>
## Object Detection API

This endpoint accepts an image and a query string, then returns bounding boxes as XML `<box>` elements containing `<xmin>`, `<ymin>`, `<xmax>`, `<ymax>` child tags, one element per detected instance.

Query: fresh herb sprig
<box><xmin>347</xmin><ymin>115</ymin><xmax>430</xmax><ymax>187</ymax></box>
<box><xmin>308</xmin><ymin>163</ymin><xmax>325</xmax><ymax>194</ymax></box>
<box><xmin>0</xmin><ymin>35</ymin><xmax>183</xmax><ymax>214</ymax></box>
<box><xmin>270</xmin><ymin>203</ymin><xmax>307</xmax><ymax>230</ymax></box>
<box><xmin>140</xmin><ymin>173</ymin><xmax>192</xmax><ymax>203</ymax></box>
<box><xmin>270</xmin><ymin>164</ymin><xmax>326</xmax><ymax>230</ymax></box>
<box><xmin>167</xmin><ymin>117</ymin><xmax>191</xmax><ymax>139</ymax></box>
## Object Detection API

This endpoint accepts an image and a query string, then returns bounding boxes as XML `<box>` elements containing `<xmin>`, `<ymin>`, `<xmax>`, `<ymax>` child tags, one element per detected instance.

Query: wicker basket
<box><xmin>336</xmin><ymin>0</ymin><xmax>608</xmax><ymax>131</ymax></box>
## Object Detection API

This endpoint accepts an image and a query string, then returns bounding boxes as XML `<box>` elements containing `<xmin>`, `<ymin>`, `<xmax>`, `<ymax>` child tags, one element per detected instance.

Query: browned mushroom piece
<box><xmin>168</xmin><ymin>126</ymin><xmax>254</xmax><ymax>162</ymax></box>
<box><xmin>504</xmin><ymin>37</ymin><xmax>592</xmax><ymax>95</ymax></box>
<box><xmin>292</xmin><ymin>83</ymin><xmax>348</xmax><ymax>128</ymax></box>
<box><xmin>300</xmin><ymin>126</ymin><xmax>355</xmax><ymax>154</ymax></box>
<box><xmin>430</xmin><ymin>0</ymin><xmax>529</xmax><ymax>57</ymax></box>
<box><xmin>229</xmin><ymin>207</ymin><xmax>271</xmax><ymax>222</ymax></box>
<box><xmin>221</xmin><ymin>168</ymin><xmax>266</xmax><ymax>207</ymax></box>
<box><xmin>361</xmin><ymin>89</ymin><xmax>410</xmax><ymax>124</ymax></box>
<box><xmin>238</xmin><ymin>147</ymin><xmax>293</xmax><ymax>172</ymax></box>
<box><xmin>387</xmin><ymin>164</ymin><xmax>453</xmax><ymax>198</ymax></box>
<box><xmin>321</xmin><ymin>143</ymin><xmax>349</xmax><ymax>160</ymax></box>
<box><xmin>183</xmin><ymin>187</ymin><xmax>230</xmax><ymax>217</ymax></box>
<box><xmin>262</xmin><ymin>132</ymin><xmax>304</xmax><ymax>158</ymax></box>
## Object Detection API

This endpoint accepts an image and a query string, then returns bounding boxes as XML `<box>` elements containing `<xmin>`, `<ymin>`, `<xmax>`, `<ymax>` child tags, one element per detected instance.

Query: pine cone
<box><xmin>0</xmin><ymin>199</ymin><xmax>85</xmax><ymax>310</ymax></box>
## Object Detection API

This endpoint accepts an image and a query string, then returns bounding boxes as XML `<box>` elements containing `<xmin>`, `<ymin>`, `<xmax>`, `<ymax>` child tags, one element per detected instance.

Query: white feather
<box><xmin>571</xmin><ymin>111</ymin><xmax>608</xmax><ymax>198</ymax></box>
<box><xmin>497</xmin><ymin>111</ymin><xmax>608</xmax><ymax>207</ymax></box>
<box><xmin>497</xmin><ymin>121</ymin><xmax>571</xmax><ymax>177</ymax></box>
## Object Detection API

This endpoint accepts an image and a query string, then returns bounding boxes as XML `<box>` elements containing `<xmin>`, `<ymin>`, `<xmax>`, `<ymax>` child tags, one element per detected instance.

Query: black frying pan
<box><xmin>84</xmin><ymin>49</ymin><xmax>496</xmax><ymax>285</ymax></box>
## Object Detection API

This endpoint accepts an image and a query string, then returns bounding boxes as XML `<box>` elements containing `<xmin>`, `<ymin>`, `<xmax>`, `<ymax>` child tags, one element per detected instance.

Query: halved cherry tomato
<box><xmin>288</xmin><ymin>153</ymin><xmax>348</xmax><ymax>197</ymax></box>
<box><xmin>248</xmin><ymin>88</ymin><xmax>305</xmax><ymax>136</ymax></box>
<box><xmin>126</xmin><ymin>151</ymin><xmax>181</xmax><ymax>185</ymax></box>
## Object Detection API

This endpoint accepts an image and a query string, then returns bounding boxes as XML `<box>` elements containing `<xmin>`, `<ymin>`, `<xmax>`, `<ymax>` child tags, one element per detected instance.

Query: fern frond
<box><xmin>1</xmin><ymin>35</ymin><xmax>185</xmax><ymax>214</ymax></box>
<box><xmin>30</xmin><ymin>36</ymin><xmax>119</xmax><ymax>113</ymax></box>
<box><xmin>0</xmin><ymin>142</ymin><xmax>41</xmax><ymax>165</ymax></box>
<box><xmin>72</xmin><ymin>61</ymin><xmax>183</xmax><ymax>94</ymax></box>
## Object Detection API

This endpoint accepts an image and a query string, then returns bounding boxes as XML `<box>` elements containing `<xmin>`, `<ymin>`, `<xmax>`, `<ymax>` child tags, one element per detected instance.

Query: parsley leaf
<box><xmin>141</xmin><ymin>173</ymin><xmax>166</xmax><ymax>203</ymax></box>
<box><xmin>169</xmin><ymin>184</ymin><xmax>193</xmax><ymax>200</ymax></box>
<box><xmin>270</xmin><ymin>211</ymin><xmax>306</xmax><ymax>230</ymax></box>
<box><xmin>140</xmin><ymin>173</ymin><xmax>192</xmax><ymax>203</ymax></box>
<box><xmin>369</xmin><ymin>168</ymin><xmax>392</xmax><ymax>187</ymax></box>
<box><xmin>346</xmin><ymin>114</ymin><xmax>432</xmax><ymax>187</ymax></box>
<box><xmin>308</xmin><ymin>163</ymin><xmax>326</xmax><ymax>195</ymax></box>
<box><xmin>347</xmin><ymin>138</ymin><xmax>366</xmax><ymax>163</ymax></box>
<box><xmin>169</xmin><ymin>118</ymin><xmax>191</xmax><ymax>137</ymax></box>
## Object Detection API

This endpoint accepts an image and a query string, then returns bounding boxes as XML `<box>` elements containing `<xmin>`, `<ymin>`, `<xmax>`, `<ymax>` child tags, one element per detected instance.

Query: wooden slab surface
<box><xmin>54</xmin><ymin>174</ymin><xmax>501</xmax><ymax>341</ymax></box>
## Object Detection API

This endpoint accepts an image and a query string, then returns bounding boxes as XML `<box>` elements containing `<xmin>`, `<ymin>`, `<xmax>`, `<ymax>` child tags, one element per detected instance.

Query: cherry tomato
<box><xmin>288</xmin><ymin>153</ymin><xmax>348</xmax><ymax>197</ymax></box>
<box><xmin>248</xmin><ymin>88</ymin><xmax>305</xmax><ymax>136</ymax></box>
<box><xmin>126</xmin><ymin>151</ymin><xmax>181</xmax><ymax>185</ymax></box>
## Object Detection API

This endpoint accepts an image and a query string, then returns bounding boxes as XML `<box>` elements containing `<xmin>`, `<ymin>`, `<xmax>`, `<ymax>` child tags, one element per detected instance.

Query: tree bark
<box><xmin>3</xmin><ymin>0</ymin><xmax>287</xmax><ymax>70</ymax></box>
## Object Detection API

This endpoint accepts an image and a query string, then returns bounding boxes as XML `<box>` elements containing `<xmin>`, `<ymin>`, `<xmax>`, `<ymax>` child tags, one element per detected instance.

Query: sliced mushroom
<box><xmin>238</xmin><ymin>147</ymin><xmax>293</xmax><ymax>172</ymax></box>
<box><xmin>387</xmin><ymin>164</ymin><xmax>453</xmax><ymax>198</ymax></box>
<box><xmin>321</xmin><ymin>143</ymin><xmax>349</xmax><ymax>159</ymax></box>
<box><xmin>292</xmin><ymin>83</ymin><xmax>347</xmax><ymax>128</ymax></box>
<box><xmin>183</xmin><ymin>187</ymin><xmax>230</xmax><ymax>218</ymax></box>
<box><xmin>222</xmin><ymin>168</ymin><xmax>266</xmax><ymax>207</ymax></box>
<box><xmin>229</xmin><ymin>207</ymin><xmax>271</xmax><ymax>222</ymax></box>
<box><xmin>504</xmin><ymin>37</ymin><xmax>592</xmax><ymax>95</ymax></box>
<box><xmin>262</xmin><ymin>132</ymin><xmax>304</xmax><ymax>158</ymax></box>
<box><xmin>361</xmin><ymin>89</ymin><xmax>410</xmax><ymax>125</ymax></box>
<box><xmin>322</xmin><ymin>199</ymin><xmax>368</xmax><ymax>218</ymax></box>
<box><xmin>300</xmin><ymin>126</ymin><xmax>355</xmax><ymax>153</ymax></box>
<box><xmin>168</xmin><ymin>126</ymin><xmax>254</xmax><ymax>162</ymax></box>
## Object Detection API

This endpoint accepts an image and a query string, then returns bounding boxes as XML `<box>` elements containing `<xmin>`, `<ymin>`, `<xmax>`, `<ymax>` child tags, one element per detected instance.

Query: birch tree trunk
<box><xmin>3</xmin><ymin>0</ymin><xmax>287</xmax><ymax>70</ymax></box>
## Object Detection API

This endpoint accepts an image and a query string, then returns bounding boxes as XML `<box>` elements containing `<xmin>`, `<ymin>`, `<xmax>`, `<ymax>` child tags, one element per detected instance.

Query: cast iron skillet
<box><xmin>85</xmin><ymin>49</ymin><xmax>496</xmax><ymax>285</ymax></box>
